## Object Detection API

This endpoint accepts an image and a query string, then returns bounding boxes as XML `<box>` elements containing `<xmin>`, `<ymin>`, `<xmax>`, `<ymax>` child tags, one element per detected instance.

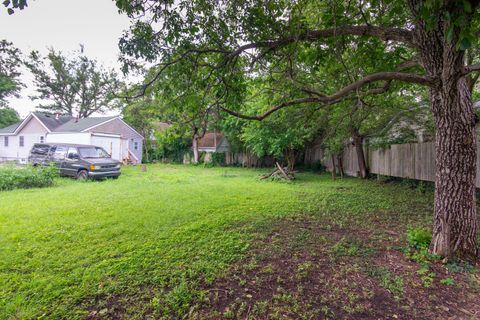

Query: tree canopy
<box><xmin>0</xmin><ymin>106</ymin><xmax>20</xmax><ymax>128</ymax></box>
<box><xmin>26</xmin><ymin>48</ymin><xmax>123</xmax><ymax>118</ymax></box>
<box><xmin>0</xmin><ymin>40</ymin><xmax>23</xmax><ymax>105</ymax></box>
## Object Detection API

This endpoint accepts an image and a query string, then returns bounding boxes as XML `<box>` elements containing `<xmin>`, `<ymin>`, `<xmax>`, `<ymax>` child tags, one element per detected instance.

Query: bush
<box><xmin>210</xmin><ymin>152</ymin><xmax>226</xmax><ymax>166</ymax></box>
<box><xmin>0</xmin><ymin>164</ymin><xmax>58</xmax><ymax>191</ymax></box>
<box><xmin>406</xmin><ymin>227</ymin><xmax>432</xmax><ymax>250</ymax></box>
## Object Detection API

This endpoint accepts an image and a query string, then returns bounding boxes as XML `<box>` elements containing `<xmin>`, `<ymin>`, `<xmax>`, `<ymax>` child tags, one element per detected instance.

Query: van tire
<box><xmin>76</xmin><ymin>170</ymin><xmax>89</xmax><ymax>181</ymax></box>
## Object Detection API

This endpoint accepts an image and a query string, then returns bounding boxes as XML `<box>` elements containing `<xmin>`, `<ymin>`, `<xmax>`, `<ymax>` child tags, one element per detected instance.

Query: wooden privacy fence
<box><xmin>225</xmin><ymin>151</ymin><xmax>275</xmax><ymax>167</ymax></box>
<box><xmin>305</xmin><ymin>142</ymin><xmax>480</xmax><ymax>187</ymax></box>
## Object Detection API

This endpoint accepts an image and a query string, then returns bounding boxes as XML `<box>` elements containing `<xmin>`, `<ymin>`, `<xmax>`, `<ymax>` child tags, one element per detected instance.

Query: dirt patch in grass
<box><xmin>194</xmin><ymin>217</ymin><xmax>480</xmax><ymax>319</ymax></box>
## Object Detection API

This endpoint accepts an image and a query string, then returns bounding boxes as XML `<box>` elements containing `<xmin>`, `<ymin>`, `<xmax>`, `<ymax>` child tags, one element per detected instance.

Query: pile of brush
<box><xmin>260</xmin><ymin>162</ymin><xmax>296</xmax><ymax>181</ymax></box>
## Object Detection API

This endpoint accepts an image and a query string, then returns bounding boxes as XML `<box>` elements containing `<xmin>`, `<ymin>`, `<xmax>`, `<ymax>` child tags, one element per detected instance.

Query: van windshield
<box><xmin>78</xmin><ymin>147</ymin><xmax>110</xmax><ymax>159</ymax></box>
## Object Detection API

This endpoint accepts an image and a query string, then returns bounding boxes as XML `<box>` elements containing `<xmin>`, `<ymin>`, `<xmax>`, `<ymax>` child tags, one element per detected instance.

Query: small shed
<box><xmin>198</xmin><ymin>132</ymin><xmax>230</xmax><ymax>153</ymax></box>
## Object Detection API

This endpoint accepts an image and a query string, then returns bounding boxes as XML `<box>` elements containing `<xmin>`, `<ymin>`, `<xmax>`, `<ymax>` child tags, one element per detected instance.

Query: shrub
<box><xmin>211</xmin><ymin>152</ymin><xmax>226</xmax><ymax>166</ymax></box>
<box><xmin>0</xmin><ymin>164</ymin><xmax>57</xmax><ymax>191</ymax></box>
<box><xmin>406</xmin><ymin>227</ymin><xmax>432</xmax><ymax>250</ymax></box>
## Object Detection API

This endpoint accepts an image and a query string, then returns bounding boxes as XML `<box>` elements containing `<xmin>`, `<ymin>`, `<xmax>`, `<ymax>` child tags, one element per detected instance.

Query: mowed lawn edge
<box><xmin>0</xmin><ymin>164</ymin><xmax>434</xmax><ymax>319</ymax></box>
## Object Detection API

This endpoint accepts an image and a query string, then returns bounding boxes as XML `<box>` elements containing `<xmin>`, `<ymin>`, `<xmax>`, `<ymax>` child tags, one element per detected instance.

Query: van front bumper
<box><xmin>88</xmin><ymin>170</ymin><xmax>121</xmax><ymax>178</ymax></box>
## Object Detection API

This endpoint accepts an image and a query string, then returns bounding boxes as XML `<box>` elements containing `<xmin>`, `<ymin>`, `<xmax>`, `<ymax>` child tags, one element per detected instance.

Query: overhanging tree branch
<box><xmin>220</xmin><ymin>71</ymin><xmax>432</xmax><ymax>121</ymax></box>
<box><xmin>228</xmin><ymin>26</ymin><xmax>414</xmax><ymax>60</ymax></box>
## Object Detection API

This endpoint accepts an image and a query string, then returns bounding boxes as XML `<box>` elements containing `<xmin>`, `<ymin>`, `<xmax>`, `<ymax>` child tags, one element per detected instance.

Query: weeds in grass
<box><xmin>365</xmin><ymin>265</ymin><xmax>404</xmax><ymax>299</ymax></box>
<box><xmin>0</xmin><ymin>164</ymin><xmax>452</xmax><ymax>319</ymax></box>
<box><xmin>330</xmin><ymin>237</ymin><xmax>375</xmax><ymax>260</ymax></box>
<box><xmin>440</xmin><ymin>277</ymin><xmax>455</xmax><ymax>285</ymax></box>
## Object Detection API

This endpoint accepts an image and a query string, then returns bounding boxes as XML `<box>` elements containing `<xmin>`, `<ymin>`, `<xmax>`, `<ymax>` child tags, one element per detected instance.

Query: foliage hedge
<box><xmin>0</xmin><ymin>165</ymin><xmax>58</xmax><ymax>191</ymax></box>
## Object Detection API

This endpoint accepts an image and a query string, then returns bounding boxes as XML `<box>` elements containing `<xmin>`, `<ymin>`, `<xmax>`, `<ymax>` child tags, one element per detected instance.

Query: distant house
<box><xmin>0</xmin><ymin>112</ymin><xmax>144</xmax><ymax>164</ymax></box>
<box><xmin>198</xmin><ymin>132</ymin><xmax>230</xmax><ymax>153</ymax></box>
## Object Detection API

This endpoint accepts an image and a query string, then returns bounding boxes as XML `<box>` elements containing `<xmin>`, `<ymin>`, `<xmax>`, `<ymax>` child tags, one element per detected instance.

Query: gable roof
<box><xmin>0</xmin><ymin>112</ymin><xmax>143</xmax><ymax>139</ymax></box>
<box><xmin>0</xmin><ymin>121</ymin><xmax>22</xmax><ymax>134</ymax></box>
<box><xmin>53</xmin><ymin>116</ymin><xmax>117</xmax><ymax>132</ymax></box>
<box><xmin>33</xmin><ymin>112</ymin><xmax>74</xmax><ymax>131</ymax></box>
<box><xmin>198</xmin><ymin>132</ymin><xmax>225</xmax><ymax>149</ymax></box>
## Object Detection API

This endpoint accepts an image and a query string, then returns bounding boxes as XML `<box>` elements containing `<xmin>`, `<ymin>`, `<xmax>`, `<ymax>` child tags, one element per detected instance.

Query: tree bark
<box><xmin>338</xmin><ymin>155</ymin><xmax>345</xmax><ymax>178</ymax></box>
<box><xmin>430</xmin><ymin>80</ymin><xmax>478</xmax><ymax>260</ymax></box>
<box><xmin>331</xmin><ymin>154</ymin><xmax>336</xmax><ymax>181</ymax></box>
<box><xmin>408</xmin><ymin>0</ymin><xmax>479</xmax><ymax>259</ymax></box>
<box><xmin>192</xmin><ymin>131</ymin><xmax>199</xmax><ymax>164</ymax></box>
<box><xmin>352</xmin><ymin>131</ymin><xmax>368</xmax><ymax>179</ymax></box>
<box><xmin>285</xmin><ymin>148</ymin><xmax>296</xmax><ymax>171</ymax></box>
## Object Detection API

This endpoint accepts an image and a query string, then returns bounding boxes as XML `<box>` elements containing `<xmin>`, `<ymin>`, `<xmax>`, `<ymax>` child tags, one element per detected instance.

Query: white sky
<box><xmin>0</xmin><ymin>0</ymin><xmax>132</xmax><ymax>117</ymax></box>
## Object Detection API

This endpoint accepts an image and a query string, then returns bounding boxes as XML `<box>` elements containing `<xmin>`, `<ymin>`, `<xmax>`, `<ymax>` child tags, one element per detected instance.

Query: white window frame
<box><xmin>19</xmin><ymin>136</ymin><xmax>25</xmax><ymax>147</ymax></box>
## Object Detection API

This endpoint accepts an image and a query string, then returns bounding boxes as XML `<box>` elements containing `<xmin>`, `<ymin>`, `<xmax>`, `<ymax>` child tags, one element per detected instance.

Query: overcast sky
<box><xmin>0</xmin><ymin>0</ymin><xmax>132</xmax><ymax>117</ymax></box>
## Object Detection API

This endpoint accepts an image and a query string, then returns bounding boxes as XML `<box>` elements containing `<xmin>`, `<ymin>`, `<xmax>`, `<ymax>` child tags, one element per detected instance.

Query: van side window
<box><xmin>31</xmin><ymin>144</ymin><xmax>50</xmax><ymax>155</ymax></box>
<box><xmin>66</xmin><ymin>147</ymin><xmax>79</xmax><ymax>160</ymax></box>
<box><xmin>53</xmin><ymin>146</ymin><xmax>67</xmax><ymax>160</ymax></box>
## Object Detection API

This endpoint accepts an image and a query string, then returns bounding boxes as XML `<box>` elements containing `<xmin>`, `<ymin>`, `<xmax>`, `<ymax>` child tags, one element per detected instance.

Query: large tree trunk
<box><xmin>409</xmin><ymin>1</ymin><xmax>479</xmax><ymax>259</ymax></box>
<box><xmin>352</xmin><ymin>131</ymin><xmax>368</xmax><ymax>179</ymax></box>
<box><xmin>430</xmin><ymin>81</ymin><xmax>478</xmax><ymax>260</ymax></box>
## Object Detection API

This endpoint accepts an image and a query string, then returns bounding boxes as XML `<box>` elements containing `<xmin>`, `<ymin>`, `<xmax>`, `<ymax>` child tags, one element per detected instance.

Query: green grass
<box><xmin>0</xmin><ymin>164</ymin><xmax>433</xmax><ymax>319</ymax></box>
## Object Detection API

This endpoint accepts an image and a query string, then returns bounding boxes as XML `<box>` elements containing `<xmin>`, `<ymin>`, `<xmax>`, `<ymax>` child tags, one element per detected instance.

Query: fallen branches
<box><xmin>260</xmin><ymin>162</ymin><xmax>296</xmax><ymax>181</ymax></box>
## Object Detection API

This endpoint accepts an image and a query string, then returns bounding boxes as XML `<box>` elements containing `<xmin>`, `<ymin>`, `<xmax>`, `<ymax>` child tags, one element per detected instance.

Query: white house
<box><xmin>0</xmin><ymin>112</ymin><xmax>144</xmax><ymax>164</ymax></box>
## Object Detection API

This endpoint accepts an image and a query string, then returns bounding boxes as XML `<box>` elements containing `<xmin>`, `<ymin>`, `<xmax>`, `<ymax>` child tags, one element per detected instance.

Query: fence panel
<box><xmin>304</xmin><ymin>141</ymin><xmax>480</xmax><ymax>187</ymax></box>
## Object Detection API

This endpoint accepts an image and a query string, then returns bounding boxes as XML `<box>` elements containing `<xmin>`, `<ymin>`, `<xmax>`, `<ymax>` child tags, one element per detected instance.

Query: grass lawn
<box><xmin>1</xmin><ymin>165</ymin><xmax>479</xmax><ymax>319</ymax></box>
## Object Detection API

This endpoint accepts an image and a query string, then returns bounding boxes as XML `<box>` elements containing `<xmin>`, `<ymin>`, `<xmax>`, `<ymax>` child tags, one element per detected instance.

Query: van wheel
<box><xmin>76</xmin><ymin>170</ymin><xmax>89</xmax><ymax>181</ymax></box>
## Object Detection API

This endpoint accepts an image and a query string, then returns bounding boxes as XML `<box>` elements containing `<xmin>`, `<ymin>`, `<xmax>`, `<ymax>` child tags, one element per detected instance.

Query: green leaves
<box><xmin>0</xmin><ymin>106</ymin><xmax>20</xmax><ymax>128</ymax></box>
<box><xmin>26</xmin><ymin>48</ymin><xmax>122</xmax><ymax>117</ymax></box>
<box><xmin>0</xmin><ymin>40</ymin><xmax>23</xmax><ymax>103</ymax></box>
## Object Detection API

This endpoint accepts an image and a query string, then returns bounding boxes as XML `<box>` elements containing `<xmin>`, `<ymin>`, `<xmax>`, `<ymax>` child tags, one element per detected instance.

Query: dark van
<box><xmin>28</xmin><ymin>143</ymin><xmax>121</xmax><ymax>180</ymax></box>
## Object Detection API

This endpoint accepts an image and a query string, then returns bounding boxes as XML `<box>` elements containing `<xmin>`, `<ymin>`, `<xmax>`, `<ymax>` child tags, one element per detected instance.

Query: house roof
<box><xmin>33</xmin><ymin>112</ymin><xmax>74</xmax><ymax>131</ymax></box>
<box><xmin>198</xmin><ymin>132</ymin><xmax>224</xmax><ymax>148</ymax></box>
<box><xmin>53</xmin><ymin>116</ymin><xmax>117</xmax><ymax>132</ymax></box>
<box><xmin>0</xmin><ymin>112</ymin><xmax>142</xmax><ymax>138</ymax></box>
<box><xmin>0</xmin><ymin>121</ymin><xmax>21</xmax><ymax>134</ymax></box>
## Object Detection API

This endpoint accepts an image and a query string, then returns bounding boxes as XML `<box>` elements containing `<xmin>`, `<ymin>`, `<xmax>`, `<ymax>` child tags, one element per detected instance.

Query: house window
<box><xmin>40</xmin><ymin>136</ymin><xmax>44</xmax><ymax>143</ymax></box>
<box><xmin>134</xmin><ymin>141</ymin><xmax>138</xmax><ymax>150</ymax></box>
<box><xmin>4</xmin><ymin>136</ymin><xmax>8</xmax><ymax>147</ymax></box>
<box><xmin>19</xmin><ymin>136</ymin><xmax>24</xmax><ymax>147</ymax></box>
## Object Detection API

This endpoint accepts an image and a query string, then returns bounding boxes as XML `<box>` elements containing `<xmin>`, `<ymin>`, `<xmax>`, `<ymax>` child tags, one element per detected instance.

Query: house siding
<box><xmin>0</xmin><ymin>116</ymin><xmax>49</xmax><ymax>163</ymax></box>
<box><xmin>88</xmin><ymin>118</ymin><xmax>143</xmax><ymax>162</ymax></box>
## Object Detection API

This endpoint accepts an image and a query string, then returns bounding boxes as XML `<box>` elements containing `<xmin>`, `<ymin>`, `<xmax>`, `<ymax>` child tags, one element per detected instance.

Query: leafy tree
<box><xmin>0</xmin><ymin>106</ymin><xmax>20</xmax><ymax>128</ymax></box>
<box><xmin>226</xmin><ymin>77</ymin><xmax>324</xmax><ymax>169</ymax></box>
<box><xmin>0</xmin><ymin>40</ymin><xmax>23</xmax><ymax>104</ymax></box>
<box><xmin>25</xmin><ymin>49</ymin><xmax>122</xmax><ymax>118</ymax></box>
<box><xmin>130</xmin><ymin>56</ymin><xmax>227</xmax><ymax>163</ymax></box>
<box><xmin>115</xmin><ymin>0</ymin><xmax>480</xmax><ymax>260</ymax></box>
